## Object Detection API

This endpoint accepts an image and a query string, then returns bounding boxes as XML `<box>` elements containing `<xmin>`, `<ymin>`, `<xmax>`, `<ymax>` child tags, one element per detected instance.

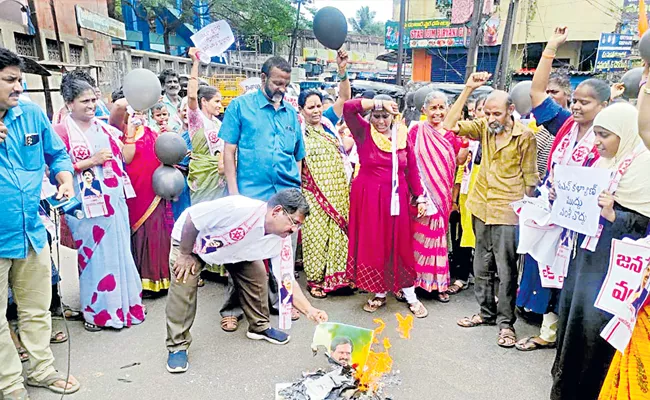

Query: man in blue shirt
<box><xmin>218</xmin><ymin>56</ymin><xmax>305</xmax><ymax>331</ymax></box>
<box><xmin>0</xmin><ymin>48</ymin><xmax>78</xmax><ymax>399</ymax></box>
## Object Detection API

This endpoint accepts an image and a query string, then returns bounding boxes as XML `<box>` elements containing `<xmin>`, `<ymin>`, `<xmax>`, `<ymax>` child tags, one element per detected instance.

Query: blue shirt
<box><xmin>532</xmin><ymin>96</ymin><xmax>572</xmax><ymax>136</ymax></box>
<box><xmin>219</xmin><ymin>89</ymin><xmax>306</xmax><ymax>201</ymax></box>
<box><xmin>0</xmin><ymin>101</ymin><xmax>73</xmax><ymax>259</ymax></box>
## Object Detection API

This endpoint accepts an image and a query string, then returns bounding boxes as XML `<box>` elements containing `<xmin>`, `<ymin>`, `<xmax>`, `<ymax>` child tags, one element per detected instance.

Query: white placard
<box><xmin>550</xmin><ymin>165</ymin><xmax>611</xmax><ymax>236</ymax></box>
<box><xmin>190</xmin><ymin>20</ymin><xmax>235</xmax><ymax>58</ymax></box>
<box><xmin>239</xmin><ymin>77</ymin><xmax>261</xmax><ymax>94</ymax></box>
<box><xmin>595</xmin><ymin>238</ymin><xmax>650</xmax><ymax>317</ymax></box>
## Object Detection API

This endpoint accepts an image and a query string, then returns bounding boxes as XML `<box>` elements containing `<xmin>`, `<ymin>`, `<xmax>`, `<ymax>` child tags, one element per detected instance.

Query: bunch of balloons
<box><xmin>123</xmin><ymin>68</ymin><xmax>188</xmax><ymax>201</ymax></box>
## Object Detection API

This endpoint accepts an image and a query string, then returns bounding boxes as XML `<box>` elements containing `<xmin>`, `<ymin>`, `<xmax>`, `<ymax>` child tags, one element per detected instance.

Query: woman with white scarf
<box><xmin>550</xmin><ymin>102</ymin><xmax>650</xmax><ymax>400</ymax></box>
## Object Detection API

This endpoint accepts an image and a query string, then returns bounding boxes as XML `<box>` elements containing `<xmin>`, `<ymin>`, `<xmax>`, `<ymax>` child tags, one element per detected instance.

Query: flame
<box><xmin>356</xmin><ymin>315</ymin><xmax>411</xmax><ymax>393</ymax></box>
<box><xmin>395</xmin><ymin>313</ymin><xmax>414</xmax><ymax>339</ymax></box>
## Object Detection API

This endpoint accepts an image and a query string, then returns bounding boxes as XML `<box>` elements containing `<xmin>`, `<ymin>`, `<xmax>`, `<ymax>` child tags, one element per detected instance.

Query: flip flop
<box><xmin>308</xmin><ymin>286</ymin><xmax>327</xmax><ymax>299</ymax></box>
<box><xmin>457</xmin><ymin>314</ymin><xmax>496</xmax><ymax>328</ymax></box>
<box><xmin>515</xmin><ymin>336</ymin><xmax>557</xmax><ymax>351</ymax></box>
<box><xmin>363</xmin><ymin>296</ymin><xmax>387</xmax><ymax>313</ymax></box>
<box><xmin>84</xmin><ymin>322</ymin><xmax>102</xmax><ymax>332</ymax></box>
<box><xmin>27</xmin><ymin>371</ymin><xmax>80</xmax><ymax>395</ymax></box>
<box><xmin>50</xmin><ymin>330</ymin><xmax>68</xmax><ymax>344</ymax></box>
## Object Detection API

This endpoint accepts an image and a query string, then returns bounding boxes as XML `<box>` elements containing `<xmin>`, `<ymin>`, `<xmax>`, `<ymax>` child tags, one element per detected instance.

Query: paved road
<box><xmin>23</xmin><ymin>247</ymin><xmax>554</xmax><ymax>400</ymax></box>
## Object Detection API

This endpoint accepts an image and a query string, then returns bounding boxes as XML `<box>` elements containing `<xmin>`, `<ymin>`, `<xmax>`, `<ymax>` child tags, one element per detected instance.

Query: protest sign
<box><xmin>550</xmin><ymin>165</ymin><xmax>611</xmax><ymax>236</ymax></box>
<box><xmin>190</xmin><ymin>20</ymin><xmax>235</xmax><ymax>59</ymax></box>
<box><xmin>595</xmin><ymin>238</ymin><xmax>650</xmax><ymax>317</ymax></box>
<box><xmin>240</xmin><ymin>77</ymin><xmax>261</xmax><ymax>93</ymax></box>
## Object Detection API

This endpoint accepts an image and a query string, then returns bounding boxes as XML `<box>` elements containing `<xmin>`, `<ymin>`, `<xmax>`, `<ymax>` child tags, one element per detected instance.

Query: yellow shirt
<box><xmin>457</xmin><ymin>118</ymin><xmax>539</xmax><ymax>226</ymax></box>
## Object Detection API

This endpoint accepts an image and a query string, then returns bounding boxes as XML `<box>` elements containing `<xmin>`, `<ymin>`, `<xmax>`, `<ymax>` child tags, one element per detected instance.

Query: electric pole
<box><xmin>396</xmin><ymin>0</ymin><xmax>407</xmax><ymax>85</ymax></box>
<box><xmin>494</xmin><ymin>0</ymin><xmax>519</xmax><ymax>90</ymax></box>
<box><xmin>464</xmin><ymin>0</ymin><xmax>486</xmax><ymax>81</ymax></box>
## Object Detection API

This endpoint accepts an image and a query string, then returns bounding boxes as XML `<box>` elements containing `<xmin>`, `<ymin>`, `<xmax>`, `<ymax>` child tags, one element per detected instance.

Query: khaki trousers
<box><xmin>0</xmin><ymin>243</ymin><xmax>56</xmax><ymax>395</ymax></box>
<box><xmin>165</xmin><ymin>241</ymin><xmax>271</xmax><ymax>352</ymax></box>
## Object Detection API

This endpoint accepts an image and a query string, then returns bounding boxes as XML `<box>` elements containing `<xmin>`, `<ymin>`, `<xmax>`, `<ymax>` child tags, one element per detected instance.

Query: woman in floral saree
<box><xmin>54</xmin><ymin>77</ymin><xmax>144</xmax><ymax>331</ymax></box>
<box><xmin>298</xmin><ymin>50</ymin><xmax>352</xmax><ymax>298</ymax></box>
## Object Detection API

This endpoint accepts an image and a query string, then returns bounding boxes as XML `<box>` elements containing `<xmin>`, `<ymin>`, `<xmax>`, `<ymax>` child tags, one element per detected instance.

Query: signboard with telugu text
<box><xmin>549</xmin><ymin>165</ymin><xmax>611</xmax><ymax>236</ymax></box>
<box><xmin>190</xmin><ymin>20</ymin><xmax>235</xmax><ymax>58</ymax></box>
<box><xmin>384</xmin><ymin>19</ymin><xmax>469</xmax><ymax>50</ymax></box>
<box><xmin>75</xmin><ymin>6</ymin><xmax>126</xmax><ymax>40</ymax></box>
<box><xmin>595</xmin><ymin>33</ymin><xmax>634</xmax><ymax>72</ymax></box>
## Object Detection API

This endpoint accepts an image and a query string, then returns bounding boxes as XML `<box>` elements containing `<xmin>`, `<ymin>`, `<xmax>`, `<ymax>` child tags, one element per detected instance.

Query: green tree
<box><xmin>348</xmin><ymin>6</ymin><xmax>384</xmax><ymax>36</ymax></box>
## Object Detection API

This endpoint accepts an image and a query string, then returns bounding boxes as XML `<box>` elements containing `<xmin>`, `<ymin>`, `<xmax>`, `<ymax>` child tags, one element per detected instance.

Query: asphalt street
<box><xmin>21</xmin><ymin>246</ymin><xmax>554</xmax><ymax>400</ymax></box>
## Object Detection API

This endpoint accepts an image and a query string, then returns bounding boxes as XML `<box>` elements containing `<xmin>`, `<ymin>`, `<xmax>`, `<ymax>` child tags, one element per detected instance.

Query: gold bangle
<box><xmin>542</xmin><ymin>52</ymin><xmax>556</xmax><ymax>59</ymax></box>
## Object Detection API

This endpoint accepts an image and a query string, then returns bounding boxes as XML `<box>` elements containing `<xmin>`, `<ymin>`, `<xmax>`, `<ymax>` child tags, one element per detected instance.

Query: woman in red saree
<box><xmin>409</xmin><ymin>91</ymin><xmax>465</xmax><ymax>302</ymax></box>
<box><xmin>344</xmin><ymin>97</ymin><xmax>429</xmax><ymax>318</ymax></box>
<box><xmin>122</xmin><ymin>117</ymin><xmax>173</xmax><ymax>295</ymax></box>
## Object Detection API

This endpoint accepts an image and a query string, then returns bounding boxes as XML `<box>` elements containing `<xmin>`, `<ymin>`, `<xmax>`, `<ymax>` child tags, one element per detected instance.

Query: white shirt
<box><xmin>172</xmin><ymin>196</ymin><xmax>283</xmax><ymax>265</ymax></box>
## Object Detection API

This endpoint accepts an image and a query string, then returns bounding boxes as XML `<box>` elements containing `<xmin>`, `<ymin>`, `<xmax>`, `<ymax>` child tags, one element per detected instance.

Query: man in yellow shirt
<box><xmin>444</xmin><ymin>72</ymin><xmax>539</xmax><ymax>348</ymax></box>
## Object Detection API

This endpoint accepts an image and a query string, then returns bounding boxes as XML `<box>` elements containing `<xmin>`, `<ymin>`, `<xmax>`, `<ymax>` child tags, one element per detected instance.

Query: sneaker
<box><xmin>166</xmin><ymin>350</ymin><xmax>188</xmax><ymax>373</ymax></box>
<box><xmin>246</xmin><ymin>327</ymin><xmax>290</xmax><ymax>345</ymax></box>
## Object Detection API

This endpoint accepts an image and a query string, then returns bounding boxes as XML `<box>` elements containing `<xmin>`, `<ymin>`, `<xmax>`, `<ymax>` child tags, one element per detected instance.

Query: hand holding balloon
<box><xmin>336</xmin><ymin>50</ymin><xmax>348</xmax><ymax>73</ymax></box>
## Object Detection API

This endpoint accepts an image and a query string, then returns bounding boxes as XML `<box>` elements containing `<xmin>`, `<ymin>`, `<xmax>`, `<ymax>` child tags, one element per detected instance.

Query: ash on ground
<box><xmin>277</xmin><ymin>357</ymin><xmax>401</xmax><ymax>400</ymax></box>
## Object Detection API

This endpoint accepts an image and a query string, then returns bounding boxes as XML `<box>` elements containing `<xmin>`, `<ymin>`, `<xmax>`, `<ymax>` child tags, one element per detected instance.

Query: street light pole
<box><xmin>396</xmin><ymin>0</ymin><xmax>407</xmax><ymax>85</ymax></box>
<box><xmin>288</xmin><ymin>0</ymin><xmax>305</xmax><ymax>66</ymax></box>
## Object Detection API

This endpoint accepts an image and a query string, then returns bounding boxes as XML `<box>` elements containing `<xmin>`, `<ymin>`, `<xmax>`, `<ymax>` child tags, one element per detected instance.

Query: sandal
<box><xmin>497</xmin><ymin>328</ymin><xmax>517</xmax><ymax>348</ymax></box>
<box><xmin>515</xmin><ymin>336</ymin><xmax>556</xmax><ymax>352</ymax></box>
<box><xmin>198</xmin><ymin>278</ymin><xmax>205</xmax><ymax>288</ymax></box>
<box><xmin>84</xmin><ymin>322</ymin><xmax>102</xmax><ymax>332</ymax></box>
<box><xmin>437</xmin><ymin>293</ymin><xmax>450</xmax><ymax>303</ymax></box>
<box><xmin>291</xmin><ymin>308</ymin><xmax>300</xmax><ymax>321</ymax></box>
<box><xmin>447</xmin><ymin>280</ymin><xmax>468</xmax><ymax>295</ymax></box>
<box><xmin>363</xmin><ymin>296</ymin><xmax>387</xmax><ymax>313</ymax></box>
<box><xmin>52</xmin><ymin>305</ymin><xmax>82</xmax><ymax>321</ymax></box>
<box><xmin>408</xmin><ymin>301</ymin><xmax>429</xmax><ymax>318</ymax></box>
<box><xmin>50</xmin><ymin>330</ymin><xmax>68</xmax><ymax>343</ymax></box>
<box><xmin>394</xmin><ymin>290</ymin><xmax>407</xmax><ymax>303</ymax></box>
<box><xmin>220</xmin><ymin>316</ymin><xmax>238</xmax><ymax>332</ymax></box>
<box><xmin>3</xmin><ymin>388</ymin><xmax>29</xmax><ymax>399</ymax></box>
<box><xmin>457</xmin><ymin>314</ymin><xmax>496</xmax><ymax>328</ymax></box>
<box><xmin>27</xmin><ymin>371</ymin><xmax>80</xmax><ymax>394</ymax></box>
<box><xmin>308</xmin><ymin>286</ymin><xmax>327</xmax><ymax>299</ymax></box>
<box><xmin>9</xmin><ymin>326</ymin><xmax>28</xmax><ymax>362</ymax></box>
<box><xmin>17</xmin><ymin>346</ymin><xmax>29</xmax><ymax>362</ymax></box>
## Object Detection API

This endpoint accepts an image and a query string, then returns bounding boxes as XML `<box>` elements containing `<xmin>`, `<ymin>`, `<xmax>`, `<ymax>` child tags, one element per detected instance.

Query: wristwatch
<box><xmin>374</xmin><ymin>100</ymin><xmax>383</xmax><ymax>111</ymax></box>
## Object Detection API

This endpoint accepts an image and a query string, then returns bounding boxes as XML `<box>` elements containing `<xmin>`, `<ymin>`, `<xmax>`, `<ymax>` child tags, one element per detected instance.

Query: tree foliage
<box><xmin>348</xmin><ymin>6</ymin><xmax>384</xmax><ymax>36</ymax></box>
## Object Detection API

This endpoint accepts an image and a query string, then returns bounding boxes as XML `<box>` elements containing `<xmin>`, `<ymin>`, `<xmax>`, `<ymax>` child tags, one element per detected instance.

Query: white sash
<box><xmin>271</xmin><ymin>236</ymin><xmax>294</xmax><ymax>330</ymax></box>
<box><xmin>66</xmin><ymin>116</ymin><xmax>136</xmax><ymax>218</ymax></box>
<box><xmin>199</xmin><ymin>110</ymin><xmax>223</xmax><ymax>156</ymax></box>
<box><xmin>390</xmin><ymin>122</ymin><xmax>400</xmax><ymax>216</ymax></box>
<box><xmin>551</xmin><ymin>123</ymin><xmax>595</xmax><ymax>168</ymax></box>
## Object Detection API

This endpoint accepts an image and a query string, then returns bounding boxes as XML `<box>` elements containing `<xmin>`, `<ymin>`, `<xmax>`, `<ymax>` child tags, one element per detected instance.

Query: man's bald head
<box><xmin>486</xmin><ymin>90</ymin><xmax>513</xmax><ymax>109</ymax></box>
<box><xmin>483</xmin><ymin>90</ymin><xmax>515</xmax><ymax>134</ymax></box>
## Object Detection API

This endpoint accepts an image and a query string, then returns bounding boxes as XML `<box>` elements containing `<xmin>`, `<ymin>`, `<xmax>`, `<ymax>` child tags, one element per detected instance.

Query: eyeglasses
<box><xmin>282</xmin><ymin>207</ymin><xmax>302</xmax><ymax>229</ymax></box>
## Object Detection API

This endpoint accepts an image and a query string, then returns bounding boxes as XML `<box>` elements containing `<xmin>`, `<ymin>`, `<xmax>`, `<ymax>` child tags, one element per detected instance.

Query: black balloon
<box><xmin>155</xmin><ymin>132</ymin><xmax>188</xmax><ymax>166</ymax></box>
<box><xmin>414</xmin><ymin>85</ymin><xmax>433</xmax><ymax>110</ymax></box>
<box><xmin>152</xmin><ymin>165</ymin><xmax>185</xmax><ymax>201</ymax></box>
<box><xmin>621</xmin><ymin>67</ymin><xmax>644</xmax><ymax>99</ymax></box>
<box><xmin>313</xmin><ymin>7</ymin><xmax>348</xmax><ymax>50</ymax></box>
<box><xmin>640</xmin><ymin>31</ymin><xmax>650</xmax><ymax>64</ymax></box>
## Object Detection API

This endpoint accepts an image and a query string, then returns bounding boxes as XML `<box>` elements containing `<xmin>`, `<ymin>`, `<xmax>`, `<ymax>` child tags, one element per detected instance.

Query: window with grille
<box><xmin>149</xmin><ymin>58</ymin><xmax>160</xmax><ymax>72</ymax></box>
<box><xmin>46</xmin><ymin>39</ymin><xmax>61</xmax><ymax>61</ymax></box>
<box><xmin>14</xmin><ymin>33</ymin><xmax>36</xmax><ymax>57</ymax></box>
<box><xmin>69</xmin><ymin>44</ymin><xmax>84</xmax><ymax>64</ymax></box>
<box><xmin>165</xmin><ymin>60</ymin><xmax>173</xmax><ymax>70</ymax></box>
<box><xmin>179</xmin><ymin>63</ymin><xmax>189</xmax><ymax>74</ymax></box>
<box><xmin>132</xmin><ymin>56</ymin><xmax>143</xmax><ymax>69</ymax></box>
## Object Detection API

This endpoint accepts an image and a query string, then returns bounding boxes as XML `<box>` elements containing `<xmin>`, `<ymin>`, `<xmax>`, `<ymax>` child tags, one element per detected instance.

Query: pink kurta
<box><xmin>343</xmin><ymin>99</ymin><xmax>424</xmax><ymax>293</ymax></box>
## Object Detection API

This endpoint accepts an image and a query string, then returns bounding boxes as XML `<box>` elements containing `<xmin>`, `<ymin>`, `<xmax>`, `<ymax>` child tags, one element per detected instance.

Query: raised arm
<box><xmin>342</xmin><ymin>98</ymin><xmax>398</xmax><ymax>140</ymax></box>
<box><xmin>331</xmin><ymin>50</ymin><xmax>350</xmax><ymax>119</ymax></box>
<box><xmin>443</xmin><ymin>72</ymin><xmax>490</xmax><ymax>132</ymax></box>
<box><xmin>531</xmin><ymin>26</ymin><xmax>568</xmax><ymax>108</ymax></box>
<box><xmin>109</xmin><ymin>98</ymin><xmax>128</xmax><ymax>132</ymax></box>
<box><xmin>187</xmin><ymin>48</ymin><xmax>200</xmax><ymax>112</ymax></box>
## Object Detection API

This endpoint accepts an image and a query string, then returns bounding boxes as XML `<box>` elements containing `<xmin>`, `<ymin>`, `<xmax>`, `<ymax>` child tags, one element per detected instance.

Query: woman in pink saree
<box><xmin>122</xmin><ymin>117</ymin><xmax>173</xmax><ymax>295</ymax></box>
<box><xmin>409</xmin><ymin>91</ymin><xmax>466</xmax><ymax>302</ymax></box>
